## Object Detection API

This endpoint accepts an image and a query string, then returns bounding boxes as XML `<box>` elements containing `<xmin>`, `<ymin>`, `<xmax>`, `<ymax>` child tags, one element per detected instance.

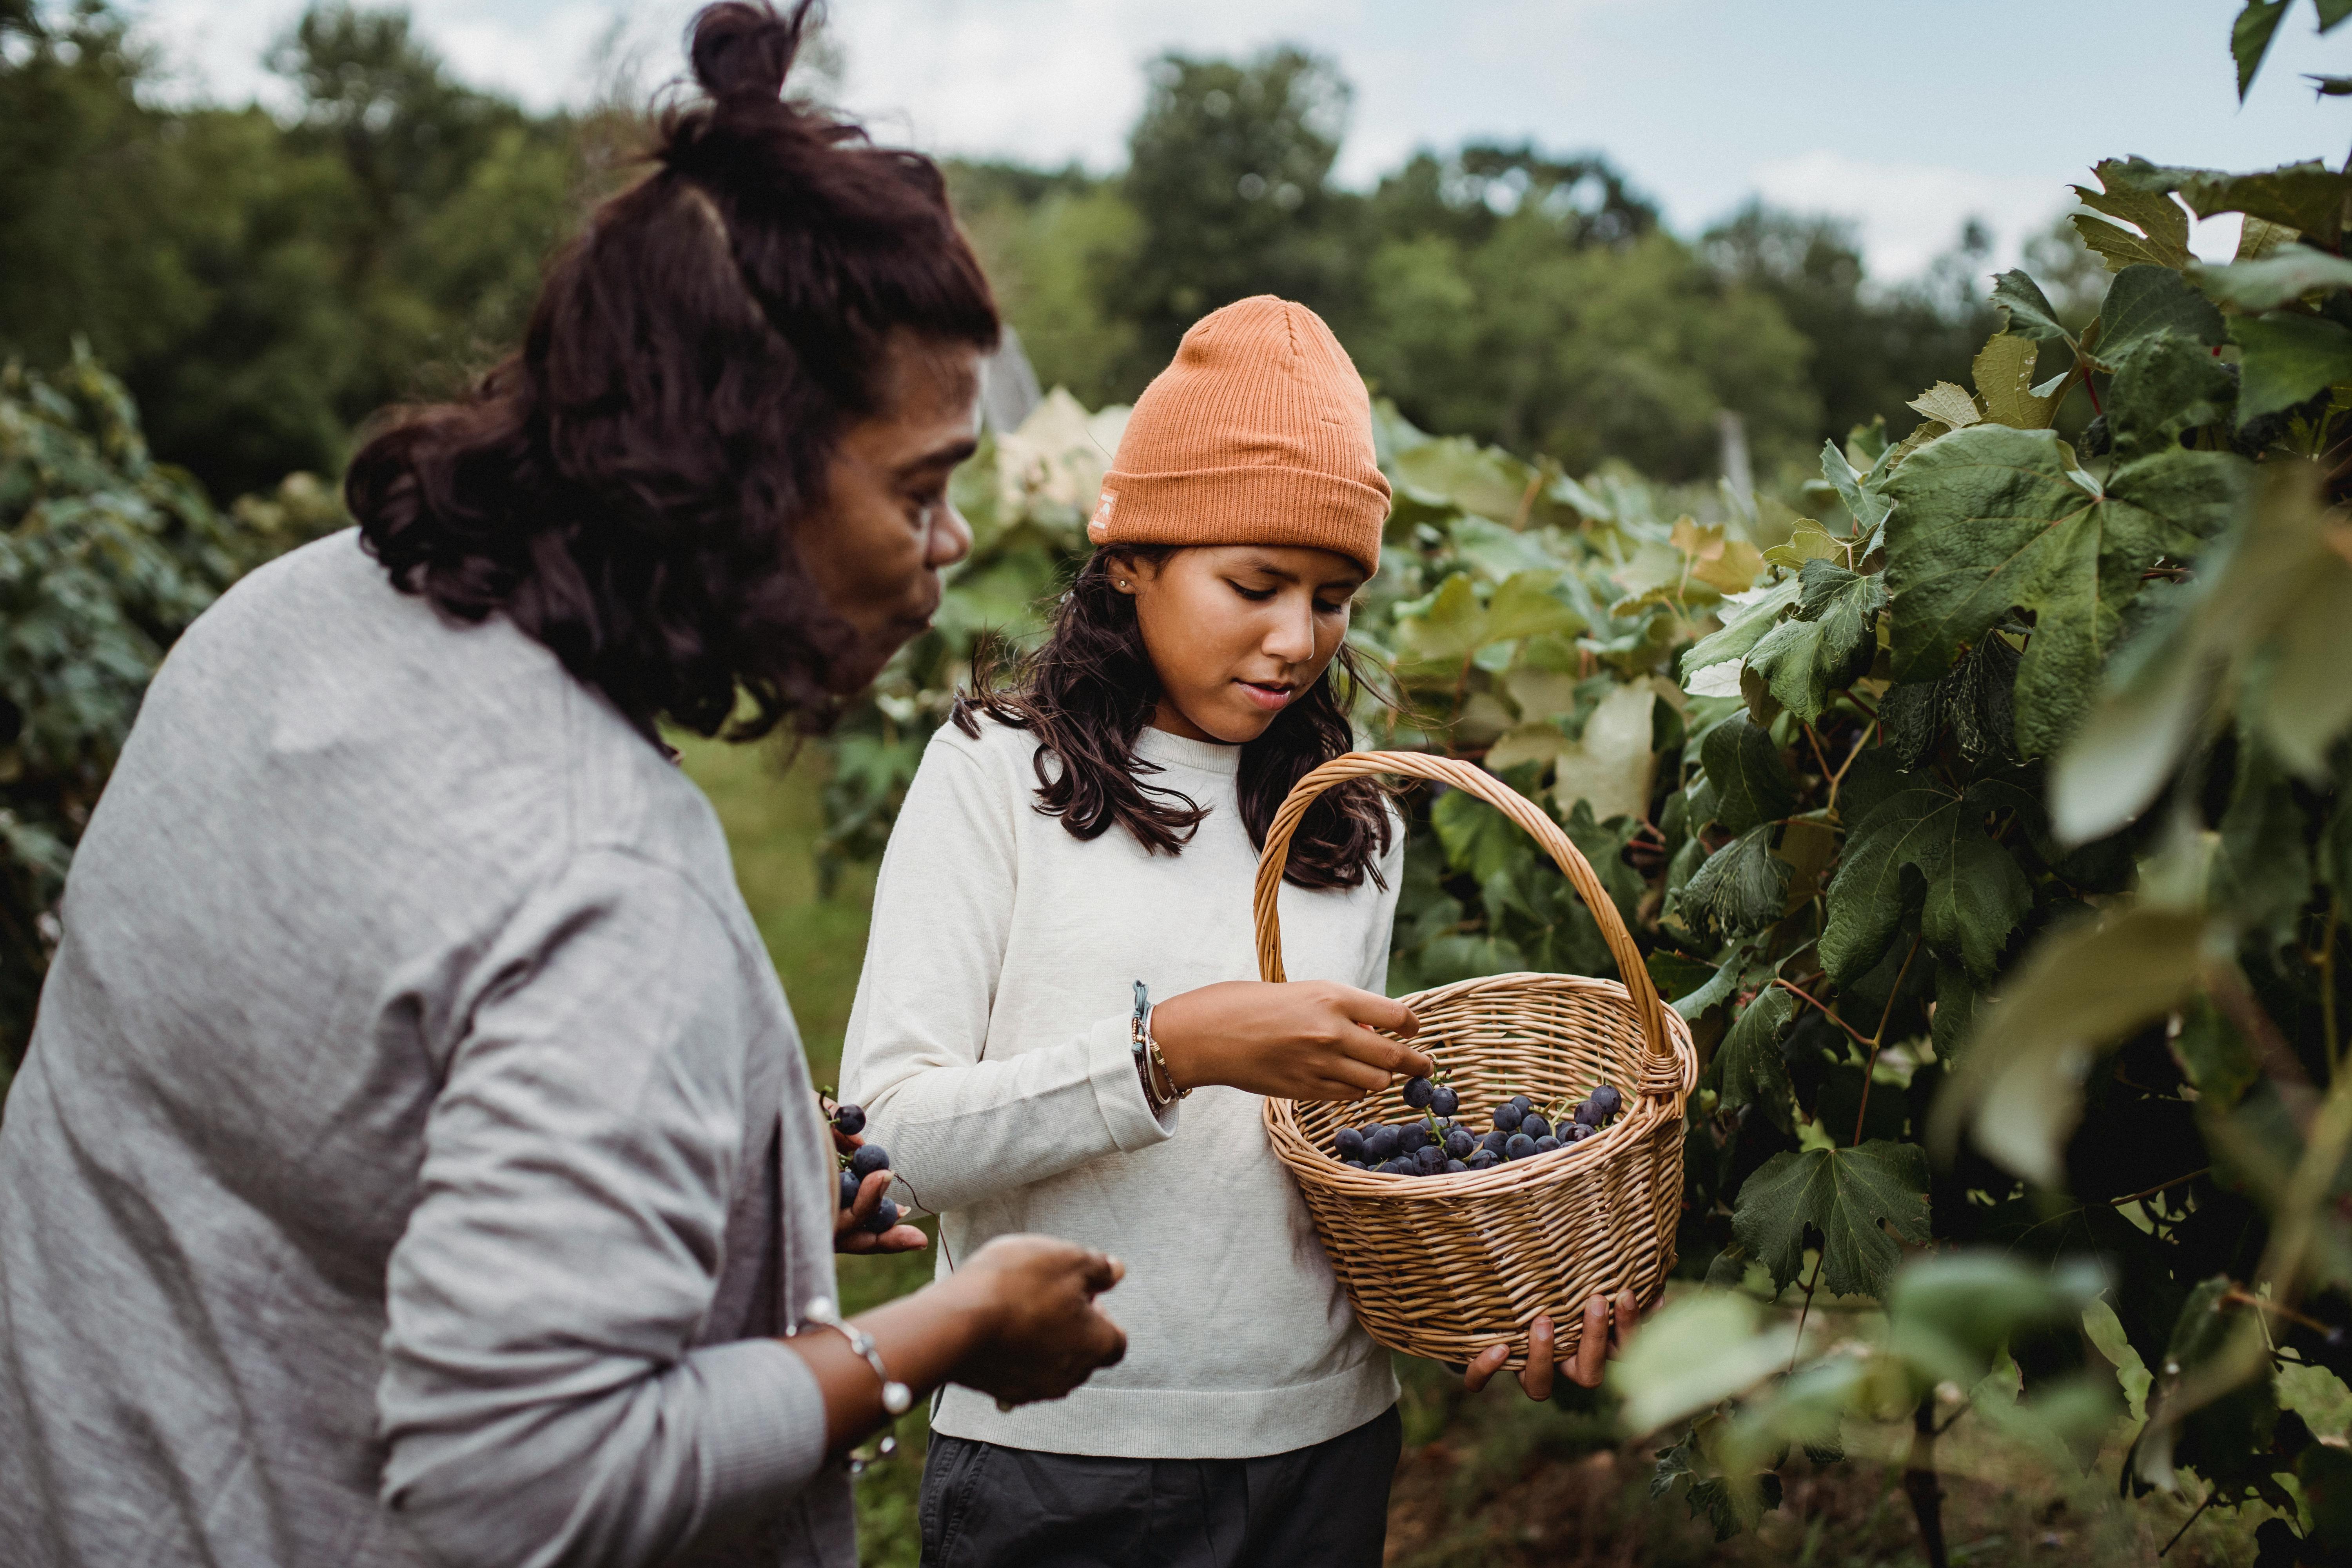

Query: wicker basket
<box><xmin>1257</xmin><ymin>751</ymin><xmax>1697</xmax><ymax>1369</ymax></box>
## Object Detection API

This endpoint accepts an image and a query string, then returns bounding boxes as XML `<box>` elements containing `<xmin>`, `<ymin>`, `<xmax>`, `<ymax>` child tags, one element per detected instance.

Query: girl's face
<box><xmin>1116</xmin><ymin>544</ymin><xmax>1368</xmax><ymax>744</ymax></box>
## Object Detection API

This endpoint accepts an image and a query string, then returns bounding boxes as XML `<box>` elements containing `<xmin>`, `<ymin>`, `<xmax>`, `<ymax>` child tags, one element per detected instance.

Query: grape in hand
<box><xmin>849</xmin><ymin>1143</ymin><xmax>890</xmax><ymax>1181</ymax></box>
<box><xmin>1430</xmin><ymin>1084</ymin><xmax>1459</xmax><ymax>1117</ymax></box>
<box><xmin>1402</xmin><ymin>1076</ymin><xmax>1436</xmax><ymax>1110</ymax></box>
<box><xmin>862</xmin><ymin>1197</ymin><xmax>900</xmax><ymax>1235</ymax></box>
<box><xmin>832</xmin><ymin>1103</ymin><xmax>867</xmax><ymax>1136</ymax></box>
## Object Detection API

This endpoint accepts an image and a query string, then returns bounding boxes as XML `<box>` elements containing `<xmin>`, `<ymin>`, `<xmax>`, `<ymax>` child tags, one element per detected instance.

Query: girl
<box><xmin>842</xmin><ymin>296</ymin><xmax>1632</xmax><ymax>1568</ymax></box>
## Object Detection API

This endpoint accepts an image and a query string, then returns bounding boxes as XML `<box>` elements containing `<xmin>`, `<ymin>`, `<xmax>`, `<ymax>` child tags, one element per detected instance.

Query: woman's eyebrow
<box><xmin>894</xmin><ymin>438</ymin><xmax>978</xmax><ymax>481</ymax></box>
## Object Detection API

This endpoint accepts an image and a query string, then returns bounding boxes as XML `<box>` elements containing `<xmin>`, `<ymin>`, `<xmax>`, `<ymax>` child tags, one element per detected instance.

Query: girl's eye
<box><xmin>1230</xmin><ymin>583</ymin><xmax>1277</xmax><ymax>602</ymax></box>
<box><xmin>1315</xmin><ymin>598</ymin><xmax>1352</xmax><ymax>615</ymax></box>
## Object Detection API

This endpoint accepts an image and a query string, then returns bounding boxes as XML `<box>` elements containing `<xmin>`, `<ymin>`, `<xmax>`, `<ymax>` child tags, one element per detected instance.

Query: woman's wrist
<box><xmin>1143</xmin><ymin>992</ymin><xmax>1213</xmax><ymax>1092</ymax></box>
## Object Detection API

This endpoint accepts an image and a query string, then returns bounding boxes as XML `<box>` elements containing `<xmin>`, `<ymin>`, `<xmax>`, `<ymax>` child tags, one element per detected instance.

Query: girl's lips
<box><xmin>1236</xmin><ymin>680</ymin><xmax>1294</xmax><ymax>711</ymax></box>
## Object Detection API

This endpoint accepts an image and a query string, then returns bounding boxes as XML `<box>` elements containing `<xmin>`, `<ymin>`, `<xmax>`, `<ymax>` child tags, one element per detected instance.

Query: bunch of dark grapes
<box><xmin>831</xmin><ymin>1103</ymin><xmax>900</xmax><ymax>1233</ymax></box>
<box><xmin>1329</xmin><ymin>1077</ymin><xmax>1624</xmax><ymax>1180</ymax></box>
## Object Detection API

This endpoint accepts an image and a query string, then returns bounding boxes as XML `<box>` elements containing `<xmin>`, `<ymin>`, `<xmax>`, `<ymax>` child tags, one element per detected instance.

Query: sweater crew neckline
<box><xmin>1135</xmin><ymin>726</ymin><xmax>1242</xmax><ymax>777</ymax></box>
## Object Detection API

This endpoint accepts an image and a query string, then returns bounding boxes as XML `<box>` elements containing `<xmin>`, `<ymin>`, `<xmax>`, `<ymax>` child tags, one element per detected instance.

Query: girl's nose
<box><xmin>1263</xmin><ymin>598</ymin><xmax>1316</xmax><ymax>663</ymax></box>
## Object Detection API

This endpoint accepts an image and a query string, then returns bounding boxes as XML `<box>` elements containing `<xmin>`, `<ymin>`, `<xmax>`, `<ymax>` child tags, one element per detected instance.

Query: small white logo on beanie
<box><xmin>1087</xmin><ymin>488</ymin><xmax>1117</xmax><ymax>542</ymax></box>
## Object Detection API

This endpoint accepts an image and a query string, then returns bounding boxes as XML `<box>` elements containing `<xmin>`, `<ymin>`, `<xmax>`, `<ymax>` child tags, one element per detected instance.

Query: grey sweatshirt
<box><xmin>0</xmin><ymin>532</ymin><xmax>852</xmax><ymax>1568</ymax></box>
<box><xmin>840</xmin><ymin>717</ymin><xmax>1402</xmax><ymax>1460</ymax></box>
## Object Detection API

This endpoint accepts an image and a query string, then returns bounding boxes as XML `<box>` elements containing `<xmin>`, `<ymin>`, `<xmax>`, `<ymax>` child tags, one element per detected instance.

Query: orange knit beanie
<box><xmin>1086</xmin><ymin>296</ymin><xmax>1390</xmax><ymax>577</ymax></box>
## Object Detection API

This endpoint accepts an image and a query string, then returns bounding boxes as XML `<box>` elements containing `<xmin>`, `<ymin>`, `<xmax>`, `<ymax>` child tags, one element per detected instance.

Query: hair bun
<box><xmin>687</xmin><ymin>0</ymin><xmax>811</xmax><ymax>106</ymax></box>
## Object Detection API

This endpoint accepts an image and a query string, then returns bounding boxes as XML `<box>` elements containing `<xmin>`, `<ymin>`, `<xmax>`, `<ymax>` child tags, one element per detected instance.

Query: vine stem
<box><xmin>2105</xmin><ymin>1168</ymin><xmax>2211</xmax><ymax>1209</ymax></box>
<box><xmin>1851</xmin><ymin>938</ymin><xmax>1922</xmax><ymax>1148</ymax></box>
<box><xmin>2159</xmin><ymin>1488</ymin><xmax>2214</xmax><ymax>1558</ymax></box>
<box><xmin>2319</xmin><ymin>897</ymin><xmax>2341</xmax><ymax>1079</ymax></box>
<box><xmin>1789</xmin><ymin>1249</ymin><xmax>1824</xmax><ymax>1376</ymax></box>
<box><xmin>1771</xmin><ymin>978</ymin><xmax>1872</xmax><ymax>1049</ymax></box>
<box><xmin>1902</xmin><ymin>1394</ymin><xmax>1952</xmax><ymax>1568</ymax></box>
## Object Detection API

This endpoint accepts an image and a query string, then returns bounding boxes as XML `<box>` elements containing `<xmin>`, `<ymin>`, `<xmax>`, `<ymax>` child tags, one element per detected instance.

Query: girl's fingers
<box><xmin>1570</xmin><ymin>1294</ymin><xmax>1610</xmax><ymax>1388</ymax></box>
<box><xmin>1613</xmin><ymin>1289</ymin><xmax>1641</xmax><ymax>1356</ymax></box>
<box><xmin>1343</xmin><ymin>1025</ymin><xmax>1434</xmax><ymax>1080</ymax></box>
<box><xmin>1322</xmin><ymin>1055</ymin><xmax>1392</xmax><ymax>1094</ymax></box>
<box><xmin>1518</xmin><ymin>1316</ymin><xmax>1557</xmax><ymax>1401</ymax></box>
<box><xmin>1342</xmin><ymin>990</ymin><xmax>1422</xmax><ymax>1039</ymax></box>
<box><xmin>1462</xmin><ymin>1343</ymin><xmax>1509</xmax><ymax>1392</ymax></box>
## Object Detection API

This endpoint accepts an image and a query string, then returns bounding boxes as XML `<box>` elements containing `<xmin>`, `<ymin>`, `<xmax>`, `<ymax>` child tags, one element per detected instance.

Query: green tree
<box><xmin>1100</xmin><ymin>46</ymin><xmax>1360</xmax><ymax>387</ymax></box>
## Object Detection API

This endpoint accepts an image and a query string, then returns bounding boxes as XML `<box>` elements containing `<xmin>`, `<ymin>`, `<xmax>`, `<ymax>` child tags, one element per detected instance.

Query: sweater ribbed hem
<box><xmin>686</xmin><ymin>1336</ymin><xmax>834</xmax><ymax>1528</ymax></box>
<box><xmin>931</xmin><ymin>1352</ymin><xmax>1399</xmax><ymax>1460</ymax></box>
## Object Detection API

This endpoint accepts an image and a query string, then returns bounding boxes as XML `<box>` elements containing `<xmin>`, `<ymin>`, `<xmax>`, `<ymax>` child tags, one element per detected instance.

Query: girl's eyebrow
<box><xmin>1233</xmin><ymin>556</ymin><xmax>1365</xmax><ymax>594</ymax></box>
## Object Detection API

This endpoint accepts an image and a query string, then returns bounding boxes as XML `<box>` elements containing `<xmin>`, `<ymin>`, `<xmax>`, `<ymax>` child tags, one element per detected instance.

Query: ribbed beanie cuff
<box><xmin>1087</xmin><ymin>296</ymin><xmax>1390</xmax><ymax>577</ymax></box>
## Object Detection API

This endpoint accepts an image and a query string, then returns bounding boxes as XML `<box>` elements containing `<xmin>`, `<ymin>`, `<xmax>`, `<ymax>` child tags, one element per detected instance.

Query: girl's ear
<box><xmin>1106</xmin><ymin>550</ymin><xmax>1156</xmax><ymax>595</ymax></box>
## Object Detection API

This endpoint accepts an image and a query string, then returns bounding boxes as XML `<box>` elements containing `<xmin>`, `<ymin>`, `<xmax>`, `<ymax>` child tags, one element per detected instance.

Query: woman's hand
<box><xmin>942</xmin><ymin>1235</ymin><xmax>1128</xmax><ymax>1406</ymax></box>
<box><xmin>1149</xmin><ymin>980</ymin><xmax>1431</xmax><ymax>1102</ymax></box>
<box><xmin>1463</xmin><ymin>1290</ymin><xmax>1644</xmax><ymax>1398</ymax></box>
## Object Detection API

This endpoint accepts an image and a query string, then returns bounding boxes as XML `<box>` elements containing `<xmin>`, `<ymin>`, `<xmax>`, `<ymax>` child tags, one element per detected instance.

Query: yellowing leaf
<box><xmin>1972</xmin><ymin>333</ymin><xmax>2060</xmax><ymax>430</ymax></box>
<box><xmin>1907</xmin><ymin>381</ymin><xmax>1982</xmax><ymax>430</ymax></box>
<box><xmin>1550</xmin><ymin>682</ymin><xmax>1664</xmax><ymax>823</ymax></box>
<box><xmin>1763</xmin><ymin>519</ymin><xmax>1848</xmax><ymax>571</ymax></box>
<box><xmin>1673</xmin><ymin>516</ymin><xmax>1768</xmax><ymax>596</ymax></box>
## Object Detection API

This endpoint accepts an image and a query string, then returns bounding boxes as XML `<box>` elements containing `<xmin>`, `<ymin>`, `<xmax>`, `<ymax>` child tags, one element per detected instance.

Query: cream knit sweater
<box><xmin>840</xmin><ymin>716</ymin><xmax>1403</xmax><ymax>1459</ymax></box>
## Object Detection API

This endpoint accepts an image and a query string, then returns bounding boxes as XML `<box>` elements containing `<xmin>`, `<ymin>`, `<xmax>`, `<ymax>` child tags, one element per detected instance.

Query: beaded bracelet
<box><xmin>1131</xmin><ymin>981</ymin><xmax>1187</xmax><ymax>1107</ymax></box>
<box><xmin>802</xmin><ymin>1294</ymin><xmax>910</xmax><ymax>1473</ymax></box>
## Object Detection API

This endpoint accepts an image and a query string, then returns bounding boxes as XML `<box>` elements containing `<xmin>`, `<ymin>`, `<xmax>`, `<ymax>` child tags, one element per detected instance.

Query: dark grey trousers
<box><xmin>917</xmin><ymin>1405</ymin><xmax>1403</xmax><ymax>1568</ymax></box>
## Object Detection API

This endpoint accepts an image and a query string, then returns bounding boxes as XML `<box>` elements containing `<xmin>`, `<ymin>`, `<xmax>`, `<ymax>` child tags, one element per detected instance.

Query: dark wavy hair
<box><xmin>344</xmin><ymin>1</ymin><xmax>998</xmax><ymax>739</ymax></box>
<box><xmin>956</xmin><ymin>547</ymin><xmax>1394</xmax><ymax>891</ymax></box>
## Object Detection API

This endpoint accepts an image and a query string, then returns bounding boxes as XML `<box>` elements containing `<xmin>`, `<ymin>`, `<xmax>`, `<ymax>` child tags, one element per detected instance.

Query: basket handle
<box><xmin>1252</xmin><ymin>750</ymin><xmax>1677</xmax><ymax>1080</ymax></box>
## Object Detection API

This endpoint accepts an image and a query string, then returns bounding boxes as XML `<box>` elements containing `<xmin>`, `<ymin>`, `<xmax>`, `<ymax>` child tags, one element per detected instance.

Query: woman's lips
<box><xmin>1236</xmin><ymin>680</ymin><xmax>1294</xmax><ymax>711</ymax></box>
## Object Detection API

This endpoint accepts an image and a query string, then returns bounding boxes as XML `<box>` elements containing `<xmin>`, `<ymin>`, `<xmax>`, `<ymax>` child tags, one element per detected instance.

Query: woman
<box><xmin>841</xmin><ymin>296</ymin><xmax>1636</xmax><ymax>1568</ymax></box>
<box><xmin>0</xmin><ymin>7</ymin><xmax>1123</xmax><ymax>1568</ymax></box>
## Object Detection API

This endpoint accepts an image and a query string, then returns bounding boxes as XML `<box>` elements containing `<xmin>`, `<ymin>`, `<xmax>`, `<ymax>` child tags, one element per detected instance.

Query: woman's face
<box><xmin>802</xmin><ymin>334</ymin><xmax>984</xmax><ymax>693</ymax></box>
<box><xmin>1116</xmin><ymin>544</ymin><xmax>1368</xmax><ymax>745</ymax></box>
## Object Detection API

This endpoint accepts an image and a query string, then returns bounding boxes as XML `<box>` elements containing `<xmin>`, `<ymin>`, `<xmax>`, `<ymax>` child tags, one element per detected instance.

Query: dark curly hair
<box><xmin>345</xmin><ymin>1</ymin><xmax>998</xmax><ymax>739</ymax></box>
<box><xmin>956</xmin><ymin>547</ymin><xmax>1394</xmax><ymax>891</ymax></box>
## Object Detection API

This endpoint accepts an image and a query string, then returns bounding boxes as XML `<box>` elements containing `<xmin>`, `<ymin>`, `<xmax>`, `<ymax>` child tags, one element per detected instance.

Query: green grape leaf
<box><xmin>1763</xmin><ymin>519</ymin><xmax>1851</xmax><ymax>572</ymax></box>
<box><xmin>2095</xmin><ymin>265</ymin><xmax>2229</xmax><ymax>366</ymax></box>
<box><xmin>1731</xmin><ymin>1140</ymin><xmax>1932</xmax><ymax>1299</ymax></box>
<box><xmin>1700</xmin><ymin>715</ymin><xmax>1797</xmax><ymax>833</ymax></box>
<box><xmin>1681</xmin><ymin>577</ymin><xmax>1801</xmax><ymax>685</ymax></box>
<box><xmin>1391</xmin><ymin>572</ymin><xmax>1484</xmax><ymax>671</ymax></box>
<box><xmin>1483</xmin><ymin>570</ymin><xmax>1584</xmax><ymax>643</ymax></box>
<box><xmin>1677</xmin><ymin>824</ymin><xmax>1790</xmax><ymax>938</ymax></box>
<box><xmin>1740</xmin><ymin>560</ymin><xmax>1889</xmax><ymax>724</ymax></box>
<box><xmin>2108</xmin><ymin>332</ymin><xmax>2239</xmax><ymax>454</ymax></box>
<box><xmin>2174</xmin><ymin>999</ymin><xmax>2258</xmax><ymax>1109</ymax></box>
<box><xmin>1992</xmin><ymin>270</ymin><xmax>2071</xmax><ymax>342</ymax></box>
<box><xmin>2175</xmin><ymin>160</ymin><xmax>2352</xmax><ymax>237</ymax></box>
<box><xmin>1883</xmin><ymin>425</ymin><xmax>2245</xmax><ymax>756</ymax></box>
<box><xmin>2233</xmin><ymin>311</ymin><xmax>2352</xmax><ymax>423</ymax></box>
<box><xmin>2195</xmin><ymin>242</ymin><xmax>2352</xmax><ymax>310</ymax></box>
<box><xmin>1653</xmin><ymin>950</ymin><xmax>1736</xmax><ymax>1020</ymax></box>
<box><xmin>1932</xmin><ymin>961</ymin><xmax>1978</xmax><ymax>1064</ymax></box>
<box><xmin>1432</xmin><ymin>786</ymin><xmax>1532</xmax><ymax>883</ymax></box>
<box><xmin>2234</xmin><ymin>1</ymin><xmax>2292</xmax><ymax>98</ymax></box>
<box><xmin>1717</xmin><ymin>986</ymin><xmax>1796</xmax><ymax>1131</ymax></box>
<box><xmin>1821</xmin><ymin>438</ymin><xmax>1892</xmax><ymax>543</ymax></box>
<box><xmin>1820</xmin><ymin>784</ymin><xmax>2032</xmax><ymax>986</ymax></box>
<box><xmin>2072</xmin><ymin>160</ymin><xmax>2194</xmax><ymax>272</ymax></box>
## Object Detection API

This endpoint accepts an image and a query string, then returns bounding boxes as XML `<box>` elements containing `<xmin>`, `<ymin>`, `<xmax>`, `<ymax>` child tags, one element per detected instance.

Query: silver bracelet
<box><xmin>802</xmin><ymin>1295</ymin><xmax>913</xmax><ymax>1416</ymax></box>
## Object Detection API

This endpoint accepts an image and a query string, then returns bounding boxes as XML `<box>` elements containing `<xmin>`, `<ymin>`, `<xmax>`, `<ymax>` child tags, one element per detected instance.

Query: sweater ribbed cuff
<box><xmin>1087</xmin><ymin>1013</ymin><xmax>1178</xmax><ymax>1148</ymax></box>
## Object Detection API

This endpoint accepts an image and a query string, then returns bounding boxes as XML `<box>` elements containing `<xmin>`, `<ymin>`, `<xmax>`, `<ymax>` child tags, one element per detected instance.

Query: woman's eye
<box><xmin>1315</xmin><ymin>598</ymin><xmax>1352</xmax><ymax>615</ymax></box>
<box><xmin>1230</xmin><ymin>583</ymin><xmax>1276</xmax><ymax>602</ymax></box>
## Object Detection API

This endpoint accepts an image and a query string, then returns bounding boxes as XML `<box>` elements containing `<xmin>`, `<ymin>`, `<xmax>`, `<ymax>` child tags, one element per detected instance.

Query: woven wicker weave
<box><xmin>1257</xmin><ymin>751</ymin><xmax>1697</xmax><ymax>1369</ymax></box>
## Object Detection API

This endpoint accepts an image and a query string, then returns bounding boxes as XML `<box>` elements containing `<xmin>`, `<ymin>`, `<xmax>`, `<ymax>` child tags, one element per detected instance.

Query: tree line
<box><xmin>0</xmin><ymin>0</ymin><xmax>2091</xmax><ymax>511</ymax></box>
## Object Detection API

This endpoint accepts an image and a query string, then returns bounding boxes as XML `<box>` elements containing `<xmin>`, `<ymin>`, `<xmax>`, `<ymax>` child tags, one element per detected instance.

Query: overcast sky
<box><xmin>126</xmin><ymin>0</ymin><xmax>2352</xmax><ymax>279</ymax></box>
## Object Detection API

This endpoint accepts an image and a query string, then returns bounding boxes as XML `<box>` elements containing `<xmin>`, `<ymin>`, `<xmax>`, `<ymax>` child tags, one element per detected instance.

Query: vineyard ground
<box><xmin>679</xmin><ymin>738</ymin><xmax>2270</xmax><ymax>1567</ymax></box>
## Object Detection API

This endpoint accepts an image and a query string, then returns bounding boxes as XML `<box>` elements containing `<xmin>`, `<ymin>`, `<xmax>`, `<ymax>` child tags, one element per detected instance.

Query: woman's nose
<box><xmin>1263</xmin><ymin>599</ymin><xmax>1315</xmax><ymax>662</ymax></box>
<box><xmin>928</xmin><ymin>501</ymin><xmax>974</xmax><ymax>571</ymax></box>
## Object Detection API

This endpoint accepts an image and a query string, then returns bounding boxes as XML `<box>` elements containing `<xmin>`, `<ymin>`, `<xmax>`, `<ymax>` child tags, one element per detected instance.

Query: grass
<box><xmin>680</xmin><ymin>736</ymin><xmax>2269</xmax><ymax>1568</ymax></box>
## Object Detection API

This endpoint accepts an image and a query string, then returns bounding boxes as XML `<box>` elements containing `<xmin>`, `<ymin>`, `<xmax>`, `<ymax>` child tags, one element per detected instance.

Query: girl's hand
<box><xmin>1149</xmin><ymin>980</ymin><xmax>1431</xmax><ymax>1101</ymax></box>
<box><xmin>944</xmin><ymin>1235</ymin><xmax>1129</xmax><ymax>1406</ymax></box>
<box><xmin>833</xmin><ymin>1167</ymin><xmax>929</xmax><ymax>1254</ymax></box>
<box><xmin>1462</xmin><ymin>1290</ymin><xmax>1643</xmax><ymax>1398</ymax></box>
